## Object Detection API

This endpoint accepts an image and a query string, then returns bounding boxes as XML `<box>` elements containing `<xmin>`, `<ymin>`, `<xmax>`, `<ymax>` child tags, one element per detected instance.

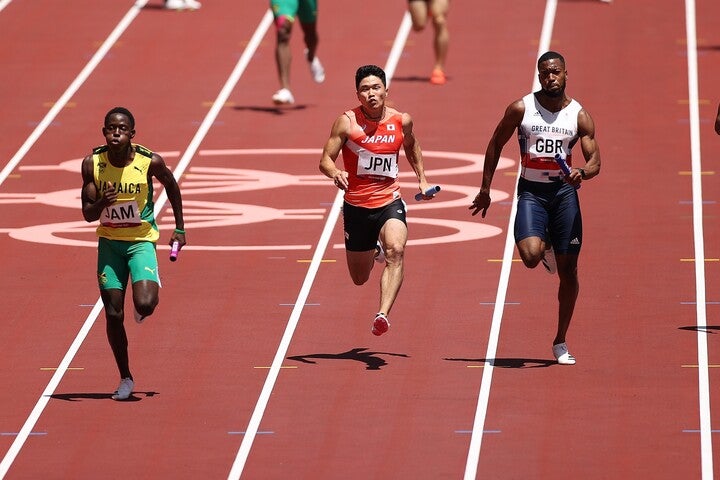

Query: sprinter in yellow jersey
<box><xmin>81</xmin><ymin>107</ymin><xmax>185</xmax><ymax>400</ymax></box>
<box><xmin>320</xmin><ymin>65</ymin><xmax>434</xmax><ymax>336</ymax></box>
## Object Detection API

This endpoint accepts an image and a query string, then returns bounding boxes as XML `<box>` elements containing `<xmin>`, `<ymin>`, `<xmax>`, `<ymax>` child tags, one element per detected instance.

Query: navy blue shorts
<box><xmin>343</xmin><ymin>198</ymin><xmax>407</xmax><ymax>252</ymax></box>
<box><xmin>514</xmin><ymin>178</ymin><xmax>582</xmax><ymax>255</ymax></box>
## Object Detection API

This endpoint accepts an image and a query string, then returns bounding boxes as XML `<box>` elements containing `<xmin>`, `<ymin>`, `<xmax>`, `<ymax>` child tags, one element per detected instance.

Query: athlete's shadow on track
<box><xmin>287</xmin><ymin>347</ymin><xmax>409</xmax><ymax>370</ymax></box>
<box><xmin>49</xmin><ymin>391</ymin><xmax>158</xmax><ymax>402</ymax></box>
<box><xmin>233</xmin><ymin>105</ymin><xmax>308</xmax><ymax>116</ymax></box>
<box><xmin>443</xmin><ymin>357</ymin><xmax>555</xmax><ymax>369</ymax></box>
<box><xmin>679</xmin><ymin>326</ymin><xmax>720</xmax><ymax>334</ymax></box>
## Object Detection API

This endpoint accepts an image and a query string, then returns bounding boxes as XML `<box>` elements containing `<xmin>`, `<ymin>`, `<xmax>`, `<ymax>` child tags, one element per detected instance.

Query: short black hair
<box><xmin>355</xmin><ymin>65</ymin><xmax>386</xmax><ymax>90</ymax></box>
<box><xmin>537</xmin><ymin>51</ymin><xmax>565</xmax><ymax>69</ymax></box>
<box><xmin>104</xmin><ymin>106</ymin><xmax>135</xmax><ymax>129</ymax></box>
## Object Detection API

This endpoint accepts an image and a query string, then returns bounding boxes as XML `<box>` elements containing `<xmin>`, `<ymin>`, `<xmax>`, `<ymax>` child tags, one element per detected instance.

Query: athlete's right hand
<box><xmin>101</xmin><ymin>183</ymin><xmax>118</xmax><ymax>205</ymax></box>
<box><xmin>333</xmin><ymin>171</ymin><xmax>349</xmax><ymax>191</ymax></box>
<box><xmin>469</xmin><ymin>190</ymin><xmax>491</xmax><ymax>218</ymax></box>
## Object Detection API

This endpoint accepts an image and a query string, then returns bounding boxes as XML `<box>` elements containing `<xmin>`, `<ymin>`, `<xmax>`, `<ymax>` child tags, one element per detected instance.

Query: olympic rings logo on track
<box><xmin>0</xmin><ymin>149</ymin><xmax>514</xmax><ymax>250</ymax></box>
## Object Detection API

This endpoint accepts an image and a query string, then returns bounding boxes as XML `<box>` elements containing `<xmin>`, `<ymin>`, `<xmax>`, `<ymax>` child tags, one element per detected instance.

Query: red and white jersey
<box><xmin>518</xmin><ymin>92</ymin><xmax>582</xmax><ymax>183</ymax></box>
<box><xmin>341</xmin><ymin>106</ymin><xmax>404</xmax><ymax>208</ymax></box>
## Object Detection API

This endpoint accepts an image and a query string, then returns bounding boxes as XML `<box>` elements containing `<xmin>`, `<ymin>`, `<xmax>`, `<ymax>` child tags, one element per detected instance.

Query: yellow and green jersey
<box><xmin>92</xmin><ymin>144</ymin><xmax>159</xmax><ymax>242</ymax></box>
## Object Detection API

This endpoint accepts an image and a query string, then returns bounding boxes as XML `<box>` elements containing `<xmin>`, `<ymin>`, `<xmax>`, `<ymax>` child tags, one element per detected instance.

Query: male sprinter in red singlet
<box><xmin>469</xmin><ymin>52</ymin><xmax>601</xmax><ymax>365</ymax></box>
<box><xmin>320</xmin><ymin>64</ymin><xmax>434</xmax><ymax>336</ymax></box>
<box><xmin>81</xmin><ymin>107</ymin><xmax>186</xmax><ymax>400</ymax></box>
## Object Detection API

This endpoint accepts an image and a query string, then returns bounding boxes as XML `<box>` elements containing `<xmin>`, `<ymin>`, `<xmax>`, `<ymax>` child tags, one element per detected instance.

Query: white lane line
<box><xmin>0</xmin><ymin>0</ymin><xmax>150</xmax><ymax>187</ymax></box>
<box><xmin>684</xmin><ymin>0</ymin><xmax>713</xmax><ymax>477</ymax></box>
<box><xmin>0</xmin><ymin>0</ymin><xmax>13</xmax><ymax>13</ymax></box>
<box><xmin>226</xmin><ymin>11</ymin><xmax>413</xmax><ymax>479</ymax></box>
<box><xmin>463</xmin><ymin>2</ymin><xmax>557</xmax><ymax>479</ymax></box>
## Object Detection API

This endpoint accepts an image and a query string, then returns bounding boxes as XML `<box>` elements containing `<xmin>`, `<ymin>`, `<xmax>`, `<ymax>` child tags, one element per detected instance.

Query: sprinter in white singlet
<box><xmin>469</xmin><ymin>51</ymin><xmax>602</xmax><ymax>365</ymax></box>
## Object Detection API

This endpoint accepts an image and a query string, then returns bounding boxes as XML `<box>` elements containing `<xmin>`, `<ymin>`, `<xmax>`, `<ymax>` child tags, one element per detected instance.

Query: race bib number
<box><xmin>357</xmin><ymin>151</ymin><xmax>398</xmax><ymax>178</ymax></box>
<box><xmin>101</xmin><ymin>201</ymin><xmax>141</xmax><ymax>228</ymax></box>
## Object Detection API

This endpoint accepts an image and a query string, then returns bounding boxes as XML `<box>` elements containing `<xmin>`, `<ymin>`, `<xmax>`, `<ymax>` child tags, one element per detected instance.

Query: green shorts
<box><xmin>97</xmin><ymin>238</ymin><xmax>159</xmax><ymax>290</ymax></box>
<box><xmin>270</xmin><ymin>0</ymin><xmax>317</xmax><ymax>23</ymax></box>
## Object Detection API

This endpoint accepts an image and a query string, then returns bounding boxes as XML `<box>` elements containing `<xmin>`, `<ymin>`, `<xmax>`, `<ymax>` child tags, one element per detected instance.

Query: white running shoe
<box><xmin>542</xmin><ymin>245</ymin><xmax>557</xmax><ymax>274</ymax></box>
<box><xmin>165</xmin><ymin>0</ymin><xmax>201</xmax><ymax>10</ymax></box>
<box><xmin>308</xmin><ymin>54</ymin><xmax>325</xmax><ymax>83</ymax></box>
<box><xmin>272</xmin><ymin>88</ymin><xmax>295</xmax><ymax>105</ymax></box>
<box><xmin>552</xmin><ymin>343</ymin><xmax>576</xmax><ymax>365</ymax></box>
<box><xmin>112</xmin><ymin>377</ymin><xmax>134</xmax><ymax>400</ymax></box>
<box><xmin>374</xmin><ymin>241</ymin><xmax>385</xmax><ymax>264</ymax></box>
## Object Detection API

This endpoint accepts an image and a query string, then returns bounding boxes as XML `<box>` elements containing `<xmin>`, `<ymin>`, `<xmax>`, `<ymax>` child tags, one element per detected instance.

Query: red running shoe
<box><xmin>372</xmin><ymin>313</ymin><xmax>390</xmax><ymax>336</ymax></box>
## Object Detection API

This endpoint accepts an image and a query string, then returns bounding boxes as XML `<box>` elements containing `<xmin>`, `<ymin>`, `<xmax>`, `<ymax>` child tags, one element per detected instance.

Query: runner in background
<box><xmin>408</xmin><ymin>0</ymin><xmax>450</xmax><ymax>85</ymax></box>
<box><xmin>270</xmin><ymin>0</ymin><xmax>325</xmax><ymax>105</ymax></box>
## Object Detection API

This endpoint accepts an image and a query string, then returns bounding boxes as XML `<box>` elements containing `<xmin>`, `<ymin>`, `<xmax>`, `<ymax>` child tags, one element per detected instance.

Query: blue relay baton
<box><xmin>414</xmin><ymin>185</ymin><xmax>441</xmax><ymax>201</ymax></box>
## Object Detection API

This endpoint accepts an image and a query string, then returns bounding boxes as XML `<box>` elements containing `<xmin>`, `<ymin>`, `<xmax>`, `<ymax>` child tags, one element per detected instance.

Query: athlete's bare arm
<box><xmin>319</xmin><ymin>114</ymin><xmax>351</xmax><ymax>191</ymax></box>
<box><xmin>469</xmin><ymin>99</ymin><xmax>524</xmax><ymax>217</ymax></box>
<box><xmin>401</xmin><ymin>112</ymin><xmax>431</xmax><ymax>195</ymax></box>
<box><xmin>81</xmin><ymin>155</ymin><xmax>115</xmax><ymax>222</ymax></box>
<box><xmin>576</xmin><ymin>109</ymin><xmax>601</xmax><ymax>180</ymax></box>
<box><xmin>149</xmin><ymin>153</ymin><xmax>185</xmax><ymax>247</ymax></box>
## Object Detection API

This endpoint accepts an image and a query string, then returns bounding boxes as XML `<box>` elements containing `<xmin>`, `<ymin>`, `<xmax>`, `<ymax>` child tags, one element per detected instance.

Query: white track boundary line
<box><xmin>0</xmin><ymin>0</ymin><xmax>149</xmax><ymax>188</ymax></box>
<box><xmin>463</xmin><ymin>1</ymin><xmax>557</xmax><ymax>479</ymax></box>
<box><xmin>684</xmin><ymin>0</ymin><xmax>713</xmax><ymax>477</ymax></box>
<box><xmin>0</xmin><ymin>2</ymin><xmax>151</xmax><ymax>477</ymax></box>
<box><xmin>0</xmin><ymin>7</ymin><xmax>272</xmax><ymax>479</ymax></box>
<box><xmin>0</xmin><ymin>0</ymin><xmax>13</xmax><ymax>14</ymax></box>
<box><xmin>226</xmin><ymin>12</ymin><xmax>411</xmax><ymax>480</ymax></box>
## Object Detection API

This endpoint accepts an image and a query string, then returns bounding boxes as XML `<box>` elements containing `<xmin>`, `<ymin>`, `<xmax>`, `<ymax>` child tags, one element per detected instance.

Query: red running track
<box><xmin>1</xmin><ymin>0</ymin><xmax>720</xmax><ymax>478</ymax></box>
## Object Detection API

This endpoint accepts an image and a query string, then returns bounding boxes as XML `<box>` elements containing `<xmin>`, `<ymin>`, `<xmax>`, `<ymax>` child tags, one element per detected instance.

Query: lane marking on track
<box><xmin>463</xmin><ymin>2</ymin><xmax>557</xmax><ymax>479</ymax></box>
<box><xmin>678</xmin><ymin>99</ymin><xmax>711</xmax><ymax>105</ymax></box>
<box><xmin>39</xmin><ymin>368</ymin><xmax>84</xmax><ymax>371</ymax></box>
<box><xmin>684</xmin><ymin>0</ymin><xmax>713</xmax><ymax>477</ymax></box>
<box><xmin>226</xmin><ymin>10</ymin><xmax>413</xmax><ymax>480</ymax></box>
<box><xmin>253</xmin><ymin>366</ymin><xmax>297</xmax><ymax>369</ymax></box>
<box><xmin>456</xmin><ymin>430</ymin><xmax>501</xmax><ymax>434</ymax></box>
<box><xmin>228</xmin><ymin>431</ymin><xmax>274</xmax><ymax>435</ymax></box>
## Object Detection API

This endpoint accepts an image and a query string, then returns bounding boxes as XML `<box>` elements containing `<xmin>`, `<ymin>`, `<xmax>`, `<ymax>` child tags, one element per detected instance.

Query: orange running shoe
<box><xmin>430</xmin><ymin>68</ymin><xmax>446</xmax><ymax>85</ymax></box>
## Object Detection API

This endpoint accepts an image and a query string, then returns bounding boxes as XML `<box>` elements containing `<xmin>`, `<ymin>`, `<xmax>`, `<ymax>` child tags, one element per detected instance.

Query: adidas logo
<box><xmin>570</xmin><ymin>237</ymin><xmax>580</xmax><ymax>245</ymax></box>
